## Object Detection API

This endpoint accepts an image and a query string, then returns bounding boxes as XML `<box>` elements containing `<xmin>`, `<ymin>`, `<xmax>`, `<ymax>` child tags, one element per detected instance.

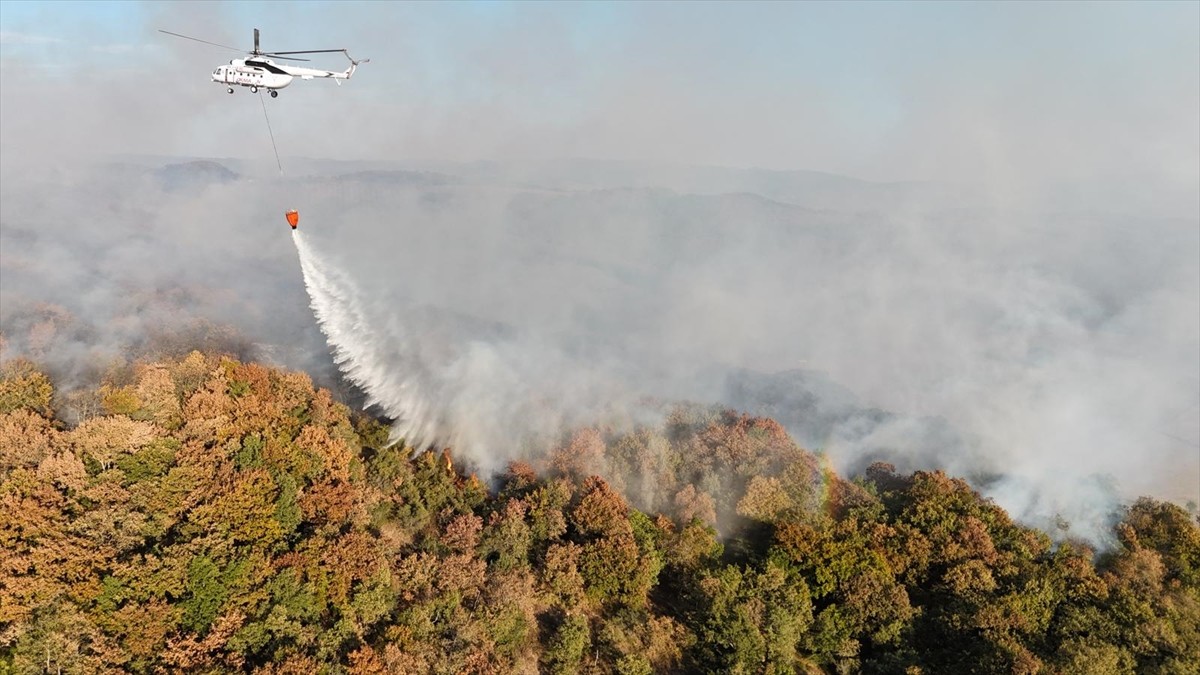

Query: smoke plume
<box><xmin>1</xmin><ymin>2</ymin><xmax>1196</xmax><ymax>545</ymax></box>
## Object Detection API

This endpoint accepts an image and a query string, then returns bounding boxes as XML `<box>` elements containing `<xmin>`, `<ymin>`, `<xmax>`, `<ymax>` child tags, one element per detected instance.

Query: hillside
<box><xmin>1</xmin><ymin>353</ymin><xmax>1197</xmax><ymax>674</ymax></box>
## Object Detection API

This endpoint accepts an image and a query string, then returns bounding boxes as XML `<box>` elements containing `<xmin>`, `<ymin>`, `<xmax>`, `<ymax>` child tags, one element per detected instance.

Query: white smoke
<box><xmin>283</xmin><ymin>172</ymin><xmax>1197</xmax><ymax>550</ymax></box>
<box><xmin>2</xmin><ymin>2</ymin><xmax>1195</xmax><ymax>550</ymax></box>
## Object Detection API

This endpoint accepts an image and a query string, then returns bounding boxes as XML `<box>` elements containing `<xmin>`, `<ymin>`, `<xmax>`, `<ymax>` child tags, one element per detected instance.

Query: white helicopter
<box><xmin>160</xmin><ymin>28</ymin><xmax>368</xmax><ymax>97</ymax></box>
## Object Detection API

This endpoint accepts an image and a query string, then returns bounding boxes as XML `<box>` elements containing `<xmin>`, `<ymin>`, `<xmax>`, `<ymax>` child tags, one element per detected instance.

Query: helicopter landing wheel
<box><xmin>250</xmin><ymin>85</ymin><xmax>259</xmax><ymax>93</ymax></box>
<box><xmin>269</xmin><ymin>90</ymin><xmax>278</xmax><ymax>98</ymax></box>
<box><xmin>227</xmin><ymin>87</ymin><xmax>234</xmax><ymax>94</ymax></box>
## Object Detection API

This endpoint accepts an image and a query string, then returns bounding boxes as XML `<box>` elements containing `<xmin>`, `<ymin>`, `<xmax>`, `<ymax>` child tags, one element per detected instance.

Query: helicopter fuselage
<box><xmin>212</xmin><ymin>59</ymin><xmax>294</xmax><ymax>91</ymax></box>
<box><xmin>211</xmin><ymin>57</ymin><xmax>359</xmax><ymax>95</ymax></box>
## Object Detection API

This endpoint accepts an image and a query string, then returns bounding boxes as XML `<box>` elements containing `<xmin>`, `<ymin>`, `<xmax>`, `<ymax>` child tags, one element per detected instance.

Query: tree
<box><xmin>482</xmin><ymin>499</ymin><xmax>532</xmax><ymax>572</ymax></box>
<box><xmin>1120</xmin><ymin>497</ymin><xmax>1200</xmax><ymax>585</ymax></box>
<box><xmin>0</xmin><ymin>359</ymin><xmax>54</xmax><ymax>417</ymax></box>
<box><xmin>1</xmin><ymin>409</ymin><xmax>62</xmax><ymax>472</ymax></box>
<box><xmin>541</xmin><ymin>611</ymin><xmax>589</xmax><ymax>675</ymax></box>
<box><xmin>572</xmin><ymin>476</ymin><xmax>632</xmax><ymax>539</ymax></box>
<box><xmin>673</xmin><ymin>484</ymin><xmax>718</xmax><ymax>529</ymax></box>
<box><xmin>549</xmin><ymin>427</ymin><xmax>607</xmax><ymax>479</ymax></box>
<box><xmin>68</xmin><ymin>416</ymin><xmax>158</xmax><ymax>472</ymax></box>
<box><xmin>3</xmin><ymin>350</ymin><xmax>1197</xmax><ymax>673</ymax></box>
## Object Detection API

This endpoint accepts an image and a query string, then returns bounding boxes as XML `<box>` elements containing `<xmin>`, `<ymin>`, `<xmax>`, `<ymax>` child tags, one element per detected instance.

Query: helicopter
<box><xmin>159</xmin><ymin>28</ymin><xmax>368</xmax><ymax>97</ymax></box>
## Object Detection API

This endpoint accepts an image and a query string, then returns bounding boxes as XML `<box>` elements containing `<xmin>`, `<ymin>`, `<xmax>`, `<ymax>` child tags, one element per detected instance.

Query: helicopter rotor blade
<box><xmin>158</xmin><ymin>29</ymin><xmax>243</xmax><ymax>53</ymax></box>
<box><xmin>265</xmin><ymin>55</ymin><xmax>311</xmax><ymax>62</ymax></box>
<box><xmin>269</xmin><ymin>49</ymin><xmax>348</xmax><ymax>55</ymax></box>
<box><xmin>253</xmin><ymin>28</ymin><xmax>260</xmax><ymax>54</ymax></box>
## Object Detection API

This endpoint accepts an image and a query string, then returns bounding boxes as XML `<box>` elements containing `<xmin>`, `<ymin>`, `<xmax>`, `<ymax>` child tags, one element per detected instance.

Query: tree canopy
<box><xmin>1</xmin><ymin>354</ymin><xmax>1196</xmax><ymax>674</ymax></box>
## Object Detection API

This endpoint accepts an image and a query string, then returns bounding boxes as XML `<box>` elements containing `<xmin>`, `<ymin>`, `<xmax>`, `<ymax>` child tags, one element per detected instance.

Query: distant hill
<box><xmin>329</xmin><ymin>169</ymin><xmax>460</xmax><ymax>187</ymax></box>
<box><xmin>153</xmin><ymin>160</ymin><xmax>239</xmax><ymax>192</ymax></box>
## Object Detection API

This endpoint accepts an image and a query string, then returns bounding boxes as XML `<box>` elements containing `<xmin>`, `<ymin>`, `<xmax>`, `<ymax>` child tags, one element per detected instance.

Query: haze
<box><xmin>2</xmin><ymin>0</ymin><xmax>1197</xmax><ymax>545</ymax></box>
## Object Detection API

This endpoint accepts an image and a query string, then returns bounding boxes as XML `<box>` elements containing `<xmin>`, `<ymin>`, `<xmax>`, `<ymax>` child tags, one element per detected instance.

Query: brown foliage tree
<box><xmin>0</xmin><ymin>358</ymin><xmax>54</xmax><ymax>417</ymax></box>
<box><xmin>0</xmin><ymin>409</ymin><xmax>62</xmax><ymax>471</ymax></box>
<box><xmin>572</xmin><ymin>475</ymin><xmax>633</xmax><ymax>540</ymax></box>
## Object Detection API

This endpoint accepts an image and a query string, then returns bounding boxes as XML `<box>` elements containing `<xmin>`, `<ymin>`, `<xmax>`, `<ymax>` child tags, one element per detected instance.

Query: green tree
<box><xmin>542</xmin><ymin>611</ymin><xmax>590</xmax><ymax>675</ymax></box>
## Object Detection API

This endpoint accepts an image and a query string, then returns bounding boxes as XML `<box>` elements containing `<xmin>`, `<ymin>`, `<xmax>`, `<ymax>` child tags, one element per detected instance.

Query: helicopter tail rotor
<box><xmin>344</xmin><ymin>53</ymin><xmax>369</xmax><ymax>79</ymax></box>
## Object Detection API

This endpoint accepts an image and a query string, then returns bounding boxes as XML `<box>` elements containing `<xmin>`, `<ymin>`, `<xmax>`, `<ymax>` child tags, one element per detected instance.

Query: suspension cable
<box><xmin>259</xmin><ymin>91</ymin><xmax>283</xmax><ymax>175</ymax></box>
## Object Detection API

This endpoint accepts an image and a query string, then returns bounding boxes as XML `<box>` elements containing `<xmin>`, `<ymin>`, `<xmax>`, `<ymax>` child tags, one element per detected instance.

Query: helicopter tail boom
<box><xmin>288</xmin><ymin>51</ymin><xmax>367</xmax><ymax>80</ymax></box>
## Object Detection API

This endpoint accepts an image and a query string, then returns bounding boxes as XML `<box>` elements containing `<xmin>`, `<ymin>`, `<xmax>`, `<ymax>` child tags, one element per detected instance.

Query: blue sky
<box><xmin>1</xmin><ymin>0</ymin><xmax>143</xmax><ymax>52</ymax></box>
<box><xmin>1</xmin><ymin>0</ymin><xmax>1197</xmax><ymax>192</ymax></box>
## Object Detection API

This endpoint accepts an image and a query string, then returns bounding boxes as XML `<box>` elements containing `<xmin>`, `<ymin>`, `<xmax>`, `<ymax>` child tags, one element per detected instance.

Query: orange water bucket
<box><xmin>285</xmin><ymin>210</ymin><xmax>299</xmax><ymax>229</ymax></box>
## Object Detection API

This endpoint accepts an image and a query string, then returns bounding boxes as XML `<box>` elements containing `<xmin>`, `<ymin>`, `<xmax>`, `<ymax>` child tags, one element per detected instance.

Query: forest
<box><xmin>1</xmin><ymin>351</ymin><xmax>1197</xmax><ymax>674</ymax></box>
